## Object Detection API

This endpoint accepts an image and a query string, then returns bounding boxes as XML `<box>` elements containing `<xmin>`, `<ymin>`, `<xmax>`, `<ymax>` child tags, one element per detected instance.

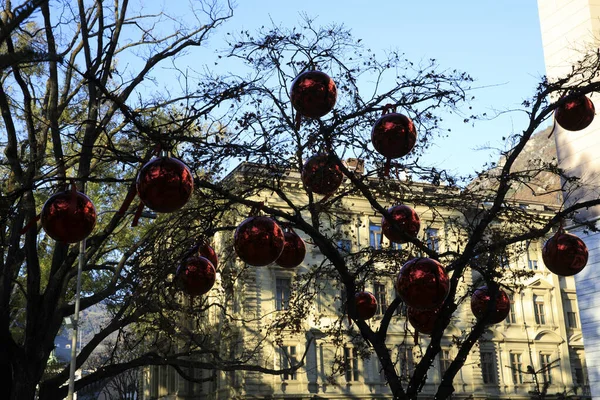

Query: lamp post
<box><xmin>67</xmin><ymin>238</ymin><xmax>86</xmax><ymax>400</ymax></box>
<box><xmin>65</xmin><ymin>208</ymin><xmax>156</xmax><ymax>400</ymax></box>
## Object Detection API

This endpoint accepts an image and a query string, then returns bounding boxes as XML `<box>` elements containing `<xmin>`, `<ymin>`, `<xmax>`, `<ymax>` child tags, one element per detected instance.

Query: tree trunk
<box><xmin>10</xmin><ymin>371</ymin><xmax>38</xmax><ymax>400</ymax></box>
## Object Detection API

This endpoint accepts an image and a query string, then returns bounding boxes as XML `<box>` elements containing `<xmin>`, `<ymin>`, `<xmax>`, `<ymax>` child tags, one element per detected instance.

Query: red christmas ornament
<box><xmin>396</xmin><ymin>258</ymin><xmax>450</xmax><ymax>310</ymax></box>
<box><xmin>290</xmin><ymin>70</ymin><xmax>337</xmax><ymax>119</ymax></box>
<box><xmin>301</xmin><ymin>154</ymin><xmax>343</xmax><ymax>195</ymax></box>
<box><xmin>381</xmin><ymin>205</ymin><xmax>420</xmax><ymax>244</ymax></box>
<box><xmin>354</xmin><ymin>291</ymin><xmax>378</xmax><ymax>320</ymax></box>
<box><xmin>542</xmin><ymin>230</ymin><xmax>588</xmax><ymax>276</ymax></box>
<box><xmin>555</xmin><ymin>95</ymin><xmax>595</xmax><ymax>131</ymax></box>
<box><xmin>189</xmin><ymin>242</ymin><xmax>218</xmax><ymax>269</ymax></box>
<box><xmin>136</xmin><ymin>156</ymin><xmax>194</xmax><ymax>213</ymax></box>
<box><xmin>176</xmin><ymin>256</ymin><xmax>216</xmax><ymax>296</ymax></box>
<box><xmin>234</xmin><ymin>216</ymin><xmax>285</xmax><ymax>266</ymax></box>
<box><xmin>371</xmin><ymin>112</ymin><xmax>417</xmax><ymax>159</ymax></box>
<box><xmin>408</xmin><ymin>306</ymin><xmax>441</xmax><ymax>335</ymax></box>
<box><xmin>41</xmin><ymin>189</ymin><xmax>97</xmax><ymax>243</ymax></box>
<box><xmin>470</xmin><ymin>286</ymin><xmax>510</xmax><ymax>324</ymax></box>
<box><xmin>276</xmin><ymin>231</ymin><xmax>306</xmax><ymax>268</ymax></box>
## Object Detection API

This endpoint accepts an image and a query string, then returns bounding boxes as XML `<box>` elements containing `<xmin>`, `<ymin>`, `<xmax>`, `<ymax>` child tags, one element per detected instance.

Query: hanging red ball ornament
<box><xmin>354</xmin><ymin>291</ymin><xmax>378</xmax><ymax>320</ymax></box>
<box><xmin>176</xmin><ymin>256</ymin><xmax>216</xmax><ymax>296</ymax></box>
<box><xmin>41</xmin><ymin>189</ymin><xmax>97</xmax><ymax>243</ymax></box>
<box><xmin>276</xmin><ymin>231</ymin><xmax>306</xmax><ymax>268</ymax></box>
<box><xmin>234</xmin><ymin>216</ymin><xmax>285</xmax><ymax>266</ymax></box>
<box><xmin>371</xmin><ymin>112</ymin><xmax>417</xmax><ymax>159</ymax></box>
<box><xmin>408</xmin><ymin>306</ymin><xmax>441</xmax><ymax>335</ymax></box>
<box><xmin>136</xmin><ymin>156</ymin><xmax>194</xmax><ymax>213</ymax></box>
<box><xmin>290</xmin><ymin>70</ymin><xmax>337</xmax><ymax>119</ymax></box>
<box><xmin>470</xmin><ymin>286</ymin><xmax>510</xmax><ymax>324</ymax></box>
<box><xmin>381</xmin><ymin>205</ymin><xmax>420</xmax><ymax>244</ymax></box>
<box><xmin>555</xmin><ymin>95</ymin><xmax>595</xmax><ymax>131</ymax></box>
<box><xmin>189</xmin><ymin>242</ymin><xmax>218</xmax><ymax>270</ymax></box>
<box><xmin>396</xmin><ymin>258</ymin><xmax>450</xmax><ymax>310</ymax></box>
<box><xmin>542</xmin><ymin>230</ymin><xmax>588</xmax><ymax>276</ymax></box>
<box><xmin>301</xmin><ymin>154</ymin><xmax>343</xmax><ymax>195</ymax></box>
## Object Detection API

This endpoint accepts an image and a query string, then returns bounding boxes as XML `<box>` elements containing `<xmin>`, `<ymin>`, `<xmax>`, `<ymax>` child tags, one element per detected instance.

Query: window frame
<box><xmin>344</xmin><ymin>347</ymin><xmax>360</xmax><ymax>382</ymax></box>
<box><xmin>439</xmin><ymin>349</ymin><xmax>452</xmax><ymax>378</ymax></box>
<box><xmin>567</xmin><ymin>311</ymin><xmax>578</xmax><ymax>328</ymax></box>
<box><xmin>374</xmin><ymin>282</ymin><xmax>388</xmax><ymax>316</ymax></box>
<box><xmin>280</xmin><ymin>345</ymin><xmax>299</xmax><ymax>381</ymax></box>
<box><xmin>539</xmin><ymin>353</ymin><xmax>552</xmax><ymax>384</ymax></box>
<box><xmin>534</xmin><ymin>295</ymin><xmax>546</xmax><ymax>325</ymax></box>
<box><xmin>397</xmin><ymin>345</ymin><xmax>414</xmax><ymax>381</ymax></box>
<box><xmin>337</xmin><ymin>238</ymin><xmax>352</xmax><ymax>253</ymax></box>
<box><xmin>506</xmin><ymin>293</ymin><xmax>517</xmax><ymax>324</ymax></box>
<box><xmin>276</xmin><ymin>277</ymin><xmax>292</xmax><ymax>311</ymax></box>
<box><xmin>369</xmin><ymin>223</ymin><xmax>383</xmax><ymax>249</ymax></box>
<box><xmin>425</xmin><ymin>227</ymin><xmax>440</xmax><ymax>252</ymax></box>
<box><xmin>480</xmin><ymin>351</ymin><xmax>496</xmax><ymax>384</ymax></box>
<box><xmin>510</xmin><ymin>353</ymin><xmax>524</xmax><ymax>384</ymax></box>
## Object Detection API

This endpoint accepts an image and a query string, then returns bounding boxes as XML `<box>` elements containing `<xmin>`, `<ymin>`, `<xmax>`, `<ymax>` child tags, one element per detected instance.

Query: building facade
<box><xmin>537</xmin><ymin>0</ymin><xmax>600</xmax><ymax>396</ymax></box>
<box><xmin>143</xmin><ymin>161</ymin><xmax>591</xmax><ymax>399</ymax></box>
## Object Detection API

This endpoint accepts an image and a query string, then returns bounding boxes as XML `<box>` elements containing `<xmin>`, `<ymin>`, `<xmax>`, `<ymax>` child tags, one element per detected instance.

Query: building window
<box><xmin>280</xmin><ymin>346</ymin><xmax>298</xmax><ymax>380</ymax></box>
<box><xmin>344</xmin><ymin>347</ymin><xmax>359</xmax><ymax>382</ymax></box>
<box><xmin>339</xmin><ymin>288</ymin><xmax>347</xmax><ymax>313</ymax></box>
<box><xmin>534</xmin><ymin>295</ymin><xmax>545</xmax><ymax>325</ymax></box>
<box><xmin>182</xmin><ymin>366</ymin><xmax>202</xmax><ymax>396</ymax></box>
<box><xmin>391</xmin><ymin>241</ymin><xmax>402</xmax><ymax>250</ymax></box>
<box><xmin>338</xmin><ymin>239</ymin><xmax>352</xmax><ymax>253</ymax></box>
<box><xmin>510</xmin><ymin>353</ymin><xmax>523</xmax><ymax>384</ymax></box>
<box><xmin>369</xmin><ymin>223</ymin><xmax>382</xmax><ymax>249</ymax></box>
<box><xmin>566</xmin><ymin>300</ymin><xmax>578</xmax><ymax>328</ymax></box>
<box><xmin>506</xmin><ymin>293</ymin><xmax>517</xmax><ymax>324</ymax></box>
<box><xmin>567</xmin><ymin>311</ymin><xmax>578</xmax><ymax>328</ymax></box>
<box><xmin>426</xmin><ymin>228</ymin><xmax>439</xmax><ymax>252</ymax></box>
<box><xmin>575</xmin><ymin>368</ymin><xmax>585</xmax><ymax>385</ymax></box>
<box><xmin>539</xmin><ymin>354</ymin><xmax>552</xmax><ymax>384</ymax></box>
<box><xmin>276</xmin><ymin>278</ymin><xmax>291</xmax><ymax>311</ymax></box>
<box><xmin>397</xmin><ymin>346</ymin><xmax>414</xmax><ymax>381</ymax></box>
<box><xmin>397</xmin><ymin>302</ymin><xmax>408</xmax><ymax>317</ymax></box>
<box><xmin>500</xmin><ymin>253</ymin><xmax>510</xmax><ymax>268</ymax></box>
<box><xmin>192</xmin><ymin>368</ymin><xmax>203</xmax><ymax>395</ymax></box>
<box><xmin>572</xmin><ymin>353</ymin><xmax>587</xmax><ymax>386</ymax></box>
<box><xmin>374</xmin><ymin>283</ymin><xmax>387</xmax><ymax>315</ymax></box>
<box><xmin>439</xmin><ymin>349</ymin><xmax>451</xmax><ymax>377</ymax></box>
<box><xmin>481</xmin><ymin>351</ymin><xmax>496</xmax><ymax>384</ymax></box>
<box><xmin>528</xmin><ymin>259</ymin><xmax>538</xmax><ymax>270</ymax></box>
<box><xmin>168</xmin><ymin>366</ymin><xmax>176</xmax><ymax>394</ymax></box>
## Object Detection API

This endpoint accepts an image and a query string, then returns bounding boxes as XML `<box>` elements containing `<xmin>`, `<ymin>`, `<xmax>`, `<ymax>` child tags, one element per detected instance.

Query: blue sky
<box><xmin>167</xmin><ymin>1</ymin><xmax>549</xmax><ymax>176</ymax></box>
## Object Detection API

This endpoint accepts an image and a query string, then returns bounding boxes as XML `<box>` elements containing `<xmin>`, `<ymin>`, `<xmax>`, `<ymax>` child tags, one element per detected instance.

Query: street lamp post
<box><xmin>64</xmin><ymin>208</ymin><xmax>156</xmax><ymax>399</ymax></box>
<box><xmin>67</xmin><ymin>238</ymin><xmax>86</xmax><ymax>400</ymax></box>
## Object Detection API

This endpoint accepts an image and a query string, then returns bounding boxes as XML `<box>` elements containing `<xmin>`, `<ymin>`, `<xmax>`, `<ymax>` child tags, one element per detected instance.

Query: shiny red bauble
<box><xmin>396</xmin><ymin>258</ymin><xmax>450</xmax><ymax>310</ymax></box>
<box><xmin>276</xmin><ymin>231</ymin><xmax>306</xmax><ymax>268</ymax></box>
<box><xmin>290</xmin><ymin>70</ymin><xmax>337</xmax><ymax>119</ymax></box>
<box><xmin>136</xmin><ymin>156</ymin><xmax>194</xmax><ymax>213</ymax></box>
<box><xmin>470</xmin><ymin>286</ymin><xmax>510</xmax><ymax>324</ymax></box>
<box><xmin>234</xmin><ymin>216</ymin><xmax>285</xmax><ymax>266</ymax></box>
<box><xmin>371</xmin><ymin>112</ymin><xmax>417</xmax><ymax>159</ymax></box>
<box><xmin>408</xmin><ymin>306</ymin><xmax>441</xmax><ymax>335</ymax></box>
<box><xmin>542</xmin><ymin>230</ymin><xmax>588</xmax><ymax>276</ymax></box>
<box><xmin>381</xmin><ymin>205</ymin><xmax>420</xmax><ymax>244</ymax></box>
<box><xmin>41</xmin><ymin>190</ymin><xmax>97</xmax><ymax>243</ymax></box>
<box><xmin>555</xmin><ymin>95</ymin><xmax>595</xmax><ymax>131</ymax></box>
<box><xmin>301</xmin><ymin>154</ymin><xmax>343</xmax><ymax>195</ymax></box>
<box><xmin>354</xmin><ymin>291</ymin><xmax>378</xmax><ymax>320</ymax></box>
<box><xmin>189</xmin><ymin>242</ymin><xmax>218</xmax><ymax>269</ymax></box>
<box><xmin>176</xmin><ymin>256</ymin><xmax>216</xmax><ymax>296</ymax></box>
